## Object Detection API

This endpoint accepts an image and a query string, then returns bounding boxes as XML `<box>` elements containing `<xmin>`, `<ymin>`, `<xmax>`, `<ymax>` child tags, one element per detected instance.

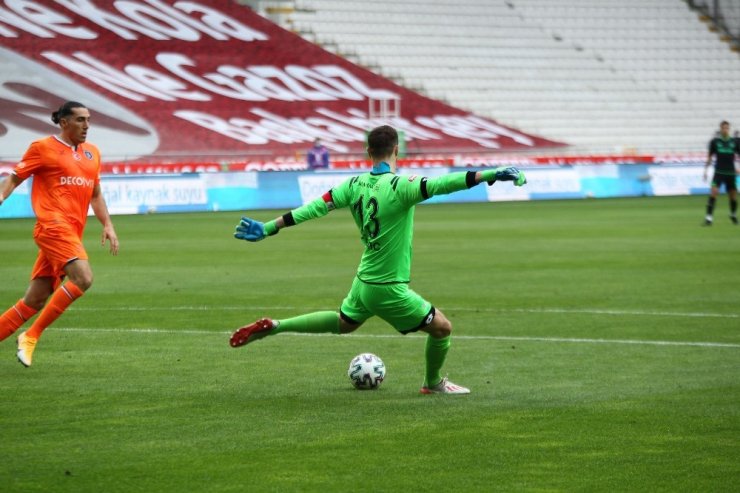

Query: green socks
<box><xmin>425</xmin><ymin>335</ymin><xmax>451</xmax><ymax>387</ymax></box>
<box><xmin>271</xmin><ymin>311</ymin><xmax>340</xmax><ymax>335</ymax></box>
<box><xmin>269</xmin><ymin>314</ymin><xmax>450</xmax><ymax>387</ymax></box>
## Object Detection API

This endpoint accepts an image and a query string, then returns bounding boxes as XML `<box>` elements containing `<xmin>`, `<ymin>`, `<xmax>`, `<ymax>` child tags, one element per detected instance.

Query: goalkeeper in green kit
<box><xmin>231</xmin><ymin>125</ymin><xmax>527</xmax><ymax>395</ymax></box>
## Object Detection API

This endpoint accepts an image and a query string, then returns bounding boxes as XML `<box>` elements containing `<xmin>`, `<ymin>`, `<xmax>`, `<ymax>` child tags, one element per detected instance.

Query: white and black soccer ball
<box><xmin>347</xmin><ymin>353</ymin><xmax>386</xmax><ymax>390</ymax></box>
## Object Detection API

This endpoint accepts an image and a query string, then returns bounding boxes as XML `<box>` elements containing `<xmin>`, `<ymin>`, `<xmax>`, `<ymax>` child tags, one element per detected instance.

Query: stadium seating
<box><xmin>289</xmin><ymin>0</ymin><xmax>740</xmax><ymax>154</ymax></box>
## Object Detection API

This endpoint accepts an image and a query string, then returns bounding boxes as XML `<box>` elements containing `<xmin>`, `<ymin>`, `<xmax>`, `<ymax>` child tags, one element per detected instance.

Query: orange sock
<box><xmin>0</xmin><ymin>300</ymin><xmax>38</xmax><ymax>342</ymax></box>
<box><xmin>26</xmin><ymin>282</ymin><xmax>84</xmax><ymax>340</ymax></box>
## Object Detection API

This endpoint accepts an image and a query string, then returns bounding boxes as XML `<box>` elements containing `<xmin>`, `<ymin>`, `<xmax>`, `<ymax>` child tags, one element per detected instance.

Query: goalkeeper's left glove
<box><xmin>482</xmin><ymin>166</ymin><xmax>527</xmax><ymax>186</ymax></box>
<box><xmin>234</xmin><ymin>216</ymin><xmax>278</xmax><ymax>242</ymax></box>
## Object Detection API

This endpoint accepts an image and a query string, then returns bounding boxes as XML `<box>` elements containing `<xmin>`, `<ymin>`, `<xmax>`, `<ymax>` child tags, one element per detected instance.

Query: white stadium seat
<box><xmin>288</xmin><ymin>0</ymin><xmax>740</xmax><ymax>153</ymax></box>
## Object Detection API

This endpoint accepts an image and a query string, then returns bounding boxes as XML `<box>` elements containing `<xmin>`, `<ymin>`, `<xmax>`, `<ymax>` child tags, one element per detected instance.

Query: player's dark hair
<box><xmin>720</xmin><ymin>120</ymin><xmax>730</xmax><ymax>127</ymax></box>
<box><xmin>367</xmin><ymin>125</ymin><xmax>398</xmax><ymax>159</ymax></box>
<box><xmin>51</xmin><ymin>101</ymin><xmax>86</xmax><ymax>124</ymax></box>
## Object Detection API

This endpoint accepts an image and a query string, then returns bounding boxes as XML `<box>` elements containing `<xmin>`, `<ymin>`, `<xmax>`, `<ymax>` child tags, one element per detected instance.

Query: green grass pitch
<box><xmin>0</xmin><ymin>195</ymin><xmax>738</xmax><ymax>492</ymax></box>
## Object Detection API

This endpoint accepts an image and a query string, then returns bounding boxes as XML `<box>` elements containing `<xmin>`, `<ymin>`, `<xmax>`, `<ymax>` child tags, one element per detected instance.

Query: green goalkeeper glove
<box><xmin>482</xmin><ymin>167</ymin><xmax>527</xmax><ymax>186</ymax></box>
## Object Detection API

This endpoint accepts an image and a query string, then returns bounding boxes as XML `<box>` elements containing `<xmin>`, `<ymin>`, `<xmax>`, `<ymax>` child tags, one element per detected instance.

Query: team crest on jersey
<box><xmin>408</xmin><ymin>175</ymin><xmax>418</xmax><ymax>182</ymax></box>
<box><xmin>84</xmin><ymin>150</ymin><xmax>93</xmax><ymax>160</ymax></box>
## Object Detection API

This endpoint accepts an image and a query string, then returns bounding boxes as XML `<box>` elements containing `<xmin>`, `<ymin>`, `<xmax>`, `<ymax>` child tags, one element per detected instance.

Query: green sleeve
<box><xmin>423</xmin><ymin>171</ymin><xmax>478</xmax><ymax>198</ymax></box>
<box><xmin>288</xmin><ymin>196</ymin><xmax>330</xmax><ymax>225</ymax></box>
<box><xmin>264</xmin><ymin>220</ymin><xmax>279</xmax><ymax>236</ymax></box>
<box><xmin>278</xmin><ymin>176</ymin><xmax>354</xmax><ymax>229</ymax></box>
<box><xmin>395</xmin><ymin>171</ymin><xmax>477</xmax><ymax>206</ymax></box>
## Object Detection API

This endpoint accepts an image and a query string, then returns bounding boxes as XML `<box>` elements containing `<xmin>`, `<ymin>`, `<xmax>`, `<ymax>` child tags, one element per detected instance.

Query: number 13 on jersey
<box><xmin>353</xmin><ymin>195</ymin><xmax>381</xmax><ymax>249</ymax></box>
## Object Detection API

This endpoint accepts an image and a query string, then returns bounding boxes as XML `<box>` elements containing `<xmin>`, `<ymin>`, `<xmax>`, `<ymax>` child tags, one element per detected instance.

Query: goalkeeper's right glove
<box><xmin>234</xmin><ymin>217</ymin><xmax>278</xmax><ymax>242</ymax></box>
<box><xmin>482</xmin><ymin>166</ymin><xmax>527</xmax><ymax>186</ymax></box>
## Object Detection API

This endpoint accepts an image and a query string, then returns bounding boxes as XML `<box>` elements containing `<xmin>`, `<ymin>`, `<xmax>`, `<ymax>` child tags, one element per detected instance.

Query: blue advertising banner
<box><xmin>0</xmin><ymin>165</ymin><xmax>714</xmax><ymax>219</ymax></box>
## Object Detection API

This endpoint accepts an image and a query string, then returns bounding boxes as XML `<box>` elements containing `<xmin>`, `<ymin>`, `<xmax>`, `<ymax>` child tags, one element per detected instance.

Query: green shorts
<box><xmin>340</xmin><ymin>277</ymin><xmax>434</xmax><ymax>334</ymax></box>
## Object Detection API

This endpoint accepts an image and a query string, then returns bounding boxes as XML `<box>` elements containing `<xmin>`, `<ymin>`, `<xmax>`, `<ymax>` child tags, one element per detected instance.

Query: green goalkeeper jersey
<box><xmin>331</xmin><ymin>171</ymin><xmax>423</xmax><ymax>284</ymax></box>
<box><xmin>288</xmin><ymin>166</ymin><xmax>478</xmax><ymax>285</ymax></box>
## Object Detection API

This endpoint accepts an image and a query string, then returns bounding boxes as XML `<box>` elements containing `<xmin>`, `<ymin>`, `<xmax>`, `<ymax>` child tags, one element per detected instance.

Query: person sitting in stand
<box><xmin>307</xmin><ymin>139</ymin><xmax>330</xmax><ymax>170</ymax></box>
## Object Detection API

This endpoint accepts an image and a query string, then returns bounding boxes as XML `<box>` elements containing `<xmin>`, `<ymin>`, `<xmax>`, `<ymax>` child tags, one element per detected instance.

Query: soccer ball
<box><xmin>347</xmin><ymin>353</ymin><xmax>386</xmax><ymax>390</ymax></box>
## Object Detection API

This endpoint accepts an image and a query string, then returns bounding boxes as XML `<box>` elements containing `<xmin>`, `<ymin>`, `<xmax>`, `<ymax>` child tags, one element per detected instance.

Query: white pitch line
<box><xmin>506</xmin><ymin>307</ymin><xmax>739</xmax><ymax>319</ymax></box>
<box><xmin>461</xmin><ymin>335</ymin><xmax>740</xmax><ymax>349</ymax></box>
<box><xmin>68</xmin><ymin>305</ymin><xmax>740</xmax><ymax>319</ymax></box>
<box><xmin>54</xmin><ymin>327</ymin><xmax>740</xmax><ymax>349</ymax></box>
